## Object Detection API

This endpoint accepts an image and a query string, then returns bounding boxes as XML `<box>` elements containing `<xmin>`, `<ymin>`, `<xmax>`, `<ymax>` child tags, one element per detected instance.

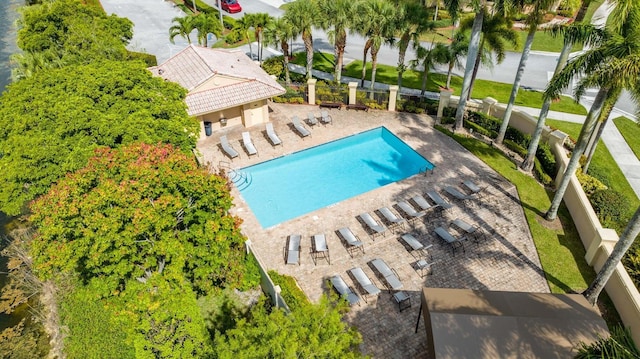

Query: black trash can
<box><xmin>204</xmin><ymin>121</ymin><xmax>212</xmax><ymax>136</ymax></box>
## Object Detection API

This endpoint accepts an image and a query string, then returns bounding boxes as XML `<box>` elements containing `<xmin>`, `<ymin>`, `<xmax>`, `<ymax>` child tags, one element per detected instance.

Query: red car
<box><xmin>219</xmin><ymin>0</ymin><xmax>242</xmax><ymax>13</ymax></box>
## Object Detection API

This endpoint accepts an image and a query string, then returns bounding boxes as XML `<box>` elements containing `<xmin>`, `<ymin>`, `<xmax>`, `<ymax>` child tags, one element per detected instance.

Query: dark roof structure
<box><xmin>420</xmin><ymin>288</ymin><xmax>610</xmax><ymax>358</ymax></box>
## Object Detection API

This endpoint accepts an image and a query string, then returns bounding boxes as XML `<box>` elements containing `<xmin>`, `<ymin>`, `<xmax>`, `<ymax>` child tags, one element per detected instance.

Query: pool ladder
<box><xmin>421</xmin><ymin>166</ymin><xmax>434</xmax><ymax>176</ymax></box>
<box><xmin>219</xmin><ymin>161</ymin><xmax>252</xmax><ymax>189</ymax></box>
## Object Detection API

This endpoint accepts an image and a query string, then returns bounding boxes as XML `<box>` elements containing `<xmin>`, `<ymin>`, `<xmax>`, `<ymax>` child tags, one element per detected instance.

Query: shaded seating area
<box><xmin>219</xmin><ymin>135</ymin><xmax>239</xmax><ymax>159</ymax></box>
<box><xmin>434</xmin><ymin>226</ymin><xmax>465</xmax><ymax>256</ymax></box>
<box><xmin>311</xmin><ymin>233</ymin><xmax>330</xmax><ymax>265</ymax></box>
<box><xmin>330</xmin><ymin>275</ymin><xmax>361</xmax><ymax>306</ymax></box>
<box><xmin>284</xmin><ymin>234</ymin><xmax>301</xmax><ymax>265</ymax></box>
<box><xmin>444</xmin><ymin>186</ymin><xmax>475</xmax><ymax>207</ymax></box>
<box><xmin>348</xmin><ymin>267</ymin><xmax>381</xmax><ymax>303</ymax></box>
<box><xmin>451</xmin><ymin>218</ymin><xmax>487</xmax><ymax>243</ymax></box>
<box><xmin>291</xmin><ymin>116</ymin><xmax>311</xmax><ymax>138</ymax></box>
<box><xmin>241</xmin><ymin>131</ymin><xmax>258</xmax><ymax>156</ymax></box>
<box><xmin>337</xmin><ymin>227</ymin><xmax>365</xmax><ymax>257</ymax></box>
<box><xmin>462</xmin><ymin>180</ymin><xmax>489</xmax><ymax>198</ymax></box>
<box><xmin>357</xmin><ymin>212</ymin><xmax>387</xmax><ymax>240</ymax></box>
<box><xmin>396</xmin><ymin>201</ymin><xmax>425</xmax><ymax>223</ymax></box>
<box><xmin>377</xmin><ymin>207</ymin><xmax>406</xmax><ymax>232</ymax></box>
<box><xmin>320</xmin><ymin>110</ymin><xmax>332</xmax><ymax>125</ymax></box>
<box><xmin>400</xmin><ymin>233</ymin><xmax>433</xmax><ymax>260</ymax></box>
<box><xmin>265</xmin><ymin>122</ymin><xmax>282</xmax><ymax>146</ymax></box>
<box><xmin>426</xmin><ymin>191</ymin><xmax>454</xmax><ymax>211</ymax></box>
<box><xmin>369</xmin><ymin>258</ymin><xmax>403</xmax><ymax>292</ymax></box>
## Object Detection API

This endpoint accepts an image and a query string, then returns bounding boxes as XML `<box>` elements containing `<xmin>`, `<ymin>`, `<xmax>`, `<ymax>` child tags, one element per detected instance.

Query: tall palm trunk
<box><xmin>583</xmin><ymin>205</ymin><xmax>640</xmax><ymax>305</ymax></box>
<box><xmin>583</xmin><ymin>88</ymin><xmax>621</xmax><ymax>173</ymax></box>
<box><xmin>303</xmin><ymin>29</ymin><xmax>313</xmax><ymax>79</ymax></box>
<box><xmin>281</xmin><ymin>40</ymin><xmax>291</xmax><ymax>84</ymax></box>
<box><xmin>361</xmin><ymin>39</ymin><xmax>372</xmax><ymax>87</ymax></box>
<box><xmin>420</xmin><ymin>64</ymin><xmax>429</xmax><ymax>96</ymax></box>
<box><xmin>546</xmin><ymin>87</ymin><xmax>610</xmax><ymax>220</ymax></box>
<box><xmin>455</xmin><ymin>8</ymin><xmax>484</xmax><ymax>132</ymax></box>
<box><xmin>496</xmin><ymin>26</ymin><xmax>536</xmax><ymax>144</ymax></box>
<box><xmin>397</xmin><ymin>33</ymin><xmax>411</xmax><ymax>92</ymax></box>
<box><xmin>466</xmin><ymin>37</ymin><xmax>484</xmax><ymax>100</ymax></box>
<box><xmin>370</xmin><ymin>45</ymin><xmax>381</xmax><ymax>90</ymax></box>
<box><xmin>335</xmin><ymin>29</ymin><xmax>346</xmax><ymax>83</ymax></box>
<box><xmin>521</xmin><ymin>3</ymin><xmax>588</xmax><ymax>172</ymax></box>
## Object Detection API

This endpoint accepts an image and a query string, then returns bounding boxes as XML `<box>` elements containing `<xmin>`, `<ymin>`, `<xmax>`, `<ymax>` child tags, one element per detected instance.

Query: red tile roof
<box><xmin>149</xmin><ymin>45</ymin><xmax>285</xmax><ymax>115</ymax></box>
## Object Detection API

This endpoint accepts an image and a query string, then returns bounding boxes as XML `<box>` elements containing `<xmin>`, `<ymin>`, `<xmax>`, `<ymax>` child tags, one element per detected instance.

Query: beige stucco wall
<box><xmin>443</xmin><ymin>95</ymin><xmax>640</xmax><ymax>346</ymax></box>
<box><xmin>198</xmin><ymin>106</ymin><xmax>243</xmax><ymax>139</ymax></box>
<box><xmin>242</xmin><ymin>99</ymin><xmax>269</xmax><ymax>128</ymax></box>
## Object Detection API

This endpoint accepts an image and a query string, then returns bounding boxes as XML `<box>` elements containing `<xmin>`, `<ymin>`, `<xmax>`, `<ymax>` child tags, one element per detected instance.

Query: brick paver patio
<box><xmin>198</xmin><ymin>103</ymin><xmax>550</xmax><ymax>358</ymax></box>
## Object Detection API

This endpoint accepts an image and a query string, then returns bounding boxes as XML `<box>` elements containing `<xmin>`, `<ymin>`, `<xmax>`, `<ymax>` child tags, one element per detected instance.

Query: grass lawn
<box><xmin>546</xmin><ymin>119</ymin><xmax>640</xmax><ymax>219</ymax></box>
<box><xmin>292</xmin><ymin>52</ymin><xmax>587</xmax><ymax>115</ymax></box>
<box><xmin>583</xmin><ymin>0</ymin><xmax>606</xmax><ymax>24</ymax></box>
<box><xmin>438</xmin><ymin>127</ymin><xmax>621</xmax><ymax>326</ymax></box>
<box><xmin>613</xmin><ymin>116</ymin><xmax>640</xmax><ymax>160</ymax></box>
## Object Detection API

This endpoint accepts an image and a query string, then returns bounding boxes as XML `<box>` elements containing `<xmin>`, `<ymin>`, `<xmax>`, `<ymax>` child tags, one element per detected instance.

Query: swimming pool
<box><xmin>238</xmin><ymin>126</ymin><xmax>434</xmax><ymax>228</ymax></box>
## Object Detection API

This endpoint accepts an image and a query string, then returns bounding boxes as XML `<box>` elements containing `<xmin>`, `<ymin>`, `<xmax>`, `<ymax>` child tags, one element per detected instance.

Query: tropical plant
<box><xmin>582</xmin><ymin>86</ymin><xmax>622</xmax><ymax>173</ymax></box>
<box><xmin>496</xmin><ymin>0</ymin><xmax>556</xmax><ymax>145</ymax></box>
<box><xmin>235</xmin><ymin>14</ymin><xmax>255</xmax><ymax>59</ymax></box>
<box><xmin>193</xmin><ymin>12</ymin><xmax>223</xmax><ymax>47</ymax></box>
<box><xmin>395</xmin><ymin>2</ymin><xmax>434</xmax><ymax>92</ymax></box>
<box><xmin>249</xmin><ymin>12</ymin><xmax>274</xmax><ymax>64</ymax></box>
<box><xmin>545</xmin><ymin>2</ymin><xmax>640</xmax><ymax>221</ymax></box>
<box><xmin>353</xmin><ymin>0</ymin><xmax>397</xmax><ymax>89</ymax></box>
<box><xmin>284</xmin><ymin>0</ymin><xmax>319</xmax><ymax>79</ymax></box>
<box><xmin>265</xmin><ymin>17</ymin><xmax>294</xmax><ymax>83</ymax></box>
<box><xmin>170</xmin><ymin>15</ymin><xmax>195</xmax><ymax>44</ymax></box>
<box><xmin>317</xmin><ymin>0</ymin><xmax>354</xmax><ymax>82</ymax></box>
<box><xmin>411</xmin><ymin>43</ymin><xmax>449</xmax><ymax>95</ymax></box>
<box><xmin>443</xmin><ymin>31</ymin><xmax>469</xmax><ymax>89</ymax></box>
<box><xmin>575</xmin><ymin>325</ymin><xmax>640</xmax><ymax>358</ymax></box>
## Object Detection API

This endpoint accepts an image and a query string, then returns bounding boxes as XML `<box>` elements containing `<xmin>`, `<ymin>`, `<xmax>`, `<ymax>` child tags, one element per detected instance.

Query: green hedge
<box><xmin>268</xmin><ymin>270</ymin><xmax>310</xmax><ymax>311</ymax></box>
<box><xmin>127</xmin><ymin>51</ymin><xmax>157</xmax><ymax>67</ymax></box>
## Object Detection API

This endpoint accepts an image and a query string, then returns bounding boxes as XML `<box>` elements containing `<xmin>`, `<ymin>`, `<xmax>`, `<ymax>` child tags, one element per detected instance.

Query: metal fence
<box><xmin>274</xmin><ymin>82</ymin><xmax>307</xmax><ymax>104</ymax></box>
<box><xmin>355</xmin><ymin>88</ymin><xmax>389</xmax><ymax>110</ymax></box>
<box><xmin>316</xmin><ymin>82</ymin><xmax>348</xmax><ymax>104</ymax></box>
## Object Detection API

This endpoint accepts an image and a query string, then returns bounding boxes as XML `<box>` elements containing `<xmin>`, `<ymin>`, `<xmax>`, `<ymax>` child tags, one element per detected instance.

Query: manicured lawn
<box><xmin>505</xmin><ymin>29</ymin><xmax>583</xmax><ymax>53</ymax></box>
<box><xmin>438</xmin><ymin>127</ymin><xmax>620</xmax><ymax>326</ymax></box>
<box><xmin>613</xmin><ymin>116</ymin><xmax>640</xmax><ymax>160</ymax></box>
<box><xmin>292</xmin><ymin>52</ymin><xmax>587</xmax><ymax>115</ymax></box>
<box><xmin>546</xmin><ymin>119</ymin><xmax>640</xmax><ymax>218</ymax></box>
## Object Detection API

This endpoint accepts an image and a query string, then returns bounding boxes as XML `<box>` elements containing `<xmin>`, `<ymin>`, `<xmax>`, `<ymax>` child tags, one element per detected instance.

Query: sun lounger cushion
<box><xmin>266</xmin><ymin>122</ymin><xmax>282</xmax><ymax>146</ymax></box>
<box><xmin>330</xmin><ymin>275</ymin><xmax>360</xmax><ymax>306</ymax></box>
<box><xmin>411</xmin><ymin>195</ymin><xmax>432</xmax><ymax>211</ymax></box>
<box><xmin>427</xmin><ymin>191</ymin><xmax>453</xmax><ymax>209</ymax></box>
<box><xmin>397</xmin><ymin>201</ymin><xmax>425</xmax><ymax>220</ymax></box>
<box><xmin>400</xmin><ymin>234</ymin><xmax>424</xmax><ymax>251</ymax></box>
<box><xmin>292</xmin><ymin>116</ymin><xmax>311</xmax><ymax>137</ymax></box>
<box><xmin>338</xmin><ymin>227</ymin><xmax>363</xmax><ymax>247</ymax></box>
<box><xmin>241</xmin><ymin>132</ymin><xmax>257</xmax><ymax>156</ymax></box>
<box><xmin>220</xmin><ymin>135</ymin><xmax>239</xmax><ymax>159</ymax></box>
<box><xmin>358</xmin><ymin>213</ymin><xmax>386</xmax><ymax>235</ymax></box>
<box><xmin>320</xmin><ymin>110</ymin><xmax>332</xmax><ymax>125</ymax></box>
<box><xmin>371</xmin><ymin>258</ymin><xmax>402</xmax><ymax>291</ymax></box>
<box><xmin>348</xmin><ymin>267</ymin><xmax>381</xmax><ymax>297</ymax></box>
<box><xmin>285</xmin><ymin>234</ymin><xmax>301</xmax><ymax>265</ymax></box>
<box><xmin>307</xmin><ymin>112</ymin><xmax>318</xmax><ymax>126</ymax></box>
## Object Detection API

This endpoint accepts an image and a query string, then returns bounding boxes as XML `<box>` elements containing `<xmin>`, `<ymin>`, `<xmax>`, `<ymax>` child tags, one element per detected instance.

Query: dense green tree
<box><xmin>16</xmin><ymin>0</ymin><xmax>132</xmax><ymax>69</ymax></box>
<box><xmin>411</xmin><ymin>43</ymin><xmax>449</xmax><ymax>95</ymax></box>
<box><xmin>395</xmin><ymin>2</ymin><xmax>434</xmax><ymax>92</ymax></box>
<box><xmin>442</xmin><ymin>31</ymin><xmax>469</xmax><ymax>90</ymax></box>
<box><xmin>214</xmin><ymin>296</ymin><xmax>365</xmax><ymax>358</ymax></box>
<box><xmin>235</xmin><ymin>15</ymin><xmax>255</xmax><ymax>59</ymax></box>
<box><xmin>29</xmin><ymin>143</ymin><xmax>246</xmax><ymax>296</ymax></box>
<box><xmin>194</xmin><ymin>12</ymin><xmax>224</xmax><ymax>47</ymax></box>
<box><xmin>248</xmin><ymin>13</ymin><xmax>274</xmax><ymax>64</ymax></box>
<box><xmin>0</xmin><ymin>61</ymin><xmax>198</xmax><ymax>215</ymax></box>
<box><xmin>284</xmin><ymin>0</ymin><xmax>319</xmax><ymax>79</ymax></box>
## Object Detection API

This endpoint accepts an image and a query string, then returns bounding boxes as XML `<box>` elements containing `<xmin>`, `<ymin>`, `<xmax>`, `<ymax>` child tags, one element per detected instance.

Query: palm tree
<box><xmin>575</xmin><ymin>325</ymin><xmax>640</xmax><ymax>358</ymax></box>
<box><xmin>353</xmin><ymin>0</ymin><xmax>396</xmax><ymax>90</ymax></box>
<box><xmin>193</xmin><ymin>13</ymin><xmax>223</xmax><ymax>47</ymax></box>
<box><xmin>169</xmin><ymin>16</ymin><xmax>195</xmax><ymax>44</ymax></box>
<box><xmin>458</xmin><ymin>10</ymin><xmax>518</xmax><ymax>101</ymax></box>
<box><xmin>443</xmin><ymin>31</ymin><xmax>469</xmax><ymax>90</ymax></box>
<box><xmin>545</xmin><ymin>3</ymin><xmax>640</xmax><ymax>221</ymax></box>
<box><xmin>249</xmin><ymin>13</ymin><xmax>274</xmax><ymax>64</ymax></box>
<box><xmin>284</xmin><ymin>0</ymin><xmax>319</xmax><ymax>79</ymax></box>
<box><xmin>265</xmin><ymin>17</ymin><xmax>294</xmax><ymax>83</ymax></box>
<box><xmin>521</xmin><ymin>0</ymin><xmax>633</xmax><ymax>172</ymax></box>
<box><xmin>235</xmin><ymin>15</ymin><xmax>254</xmax><ymax>60</ymax></box>
<box><xmin>495</xmin><ymin>0</ymin><xmax>556</xmax><ymax>145</ymax></box>
<box><xmin>317</xmin><ymin>0</ymin><xmax>353</xmax><ymax>83</ymax></box>
<box><xmin>395</xmin><ymin>3</ymin><xmax>434</xmax><ymax>92</ymax></box>
<box><xmin>581</xmin><ymin>86</ymin><xmax>622</xmax><ymax>173</ymax></box>
<box><xmin>410</xmin><ymin>43</ymin><xmax>449</xmax><ymax>95</ymax></box>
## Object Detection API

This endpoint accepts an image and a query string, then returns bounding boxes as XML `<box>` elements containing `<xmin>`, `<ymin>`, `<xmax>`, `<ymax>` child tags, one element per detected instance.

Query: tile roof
<box><xmin>149</xmin><ymin>45</ymin><xmax>285</xmax><ymax>115</ymax></box>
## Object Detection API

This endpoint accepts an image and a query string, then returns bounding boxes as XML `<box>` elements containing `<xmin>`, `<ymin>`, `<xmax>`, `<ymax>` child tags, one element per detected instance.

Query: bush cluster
<box><xmin>576</xmin><ymin>171</ymin><xmax>608</xmax><ymax>196</ymax></box>
<box><xmin>589</xmin><ymin>189</ymin><xmax>630</xmax><ymax>229</ymax></box>
<box><xmin>267</xmin><ymin>271</ymin><xmax>309</xmax><ymax>311</ymax></box>
<box><xmin>397</xmin><ymin>98</ymin><xmax>439</xmax><ymax>115</ymax></box>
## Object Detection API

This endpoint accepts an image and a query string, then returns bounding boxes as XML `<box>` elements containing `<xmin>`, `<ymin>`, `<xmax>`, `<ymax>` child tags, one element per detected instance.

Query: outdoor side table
<box><xmin>393</xmin><ymin>291</ymin><xmax>411</xmax><ymax>312</ymax></box>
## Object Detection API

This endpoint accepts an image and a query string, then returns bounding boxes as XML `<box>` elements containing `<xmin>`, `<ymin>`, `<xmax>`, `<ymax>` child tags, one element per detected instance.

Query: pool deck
<box><xmin>198</xmin><ymin>103</ymin><xmax>550</xmax><ymax>358</ymax></box>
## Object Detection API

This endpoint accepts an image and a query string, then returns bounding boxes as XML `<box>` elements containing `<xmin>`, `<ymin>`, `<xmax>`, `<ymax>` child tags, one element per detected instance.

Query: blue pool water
<box><xmin>238</xmin><ymin>127</ymin><xmax>434</xmax><ymax>228</ymax></box>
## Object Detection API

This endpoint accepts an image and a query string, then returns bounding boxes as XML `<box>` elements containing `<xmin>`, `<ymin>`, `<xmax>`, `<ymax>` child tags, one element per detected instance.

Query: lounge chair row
<box><xmin>219</xmin><ymin>130</ymin><xmax>265</xmax><ymax>159</ymax></box>
<box><xmin>284</xmin><ymin>233</ymin><xmax>331</xmax><ymax>265</ymax></box>
<box><xmin>290</xmin><ymin>111</ymin><xmax>332</xmax><ymax>138</ymax></box>
<box><xmin>433</xmin><ymin>217</ymin><xmax>488</xmax><ymax>256</ymax></box>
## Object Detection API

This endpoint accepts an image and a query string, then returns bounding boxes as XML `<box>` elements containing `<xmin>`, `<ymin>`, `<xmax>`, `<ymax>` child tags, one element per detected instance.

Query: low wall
<box><xmin>245</xmin><ymin>240</ymin><xmax>290</xmax><ymax>311</ymax></box>
<box><xmin>442</xmin><ymin>94</ymin><xmax>640</xmax><ymax>345</ymax></box>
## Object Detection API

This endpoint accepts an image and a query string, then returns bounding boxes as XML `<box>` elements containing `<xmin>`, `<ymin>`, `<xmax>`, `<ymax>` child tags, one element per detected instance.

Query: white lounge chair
<box><xmin>320</xmin><ymin>110</ymin><xmax>332</xmax><ymax>125</ymax></box>
<box><xmin>337</xmin><ymin>227</ymin><xmax>365</xmax><ymax>257</ymax></box>
<box><xmin>400</xmin><ymin>233</ymin><xmax>433</xmax><ymax>259</ymax></box>
<box><xmin>396</xmin><ymin>201</ymin><xmax>425</xmax><ymax>223</ymax></box>
<box><xmin>358</xmin><ymin>212</ymin><xmax>386</xmax><ymax>240</ymax></box>
<box><xmin>377</xmin><ymin>207</ymin><xmax>406</xmax><ymax>232</ymax></box>
<box><xmin>462</xmin><ymin>180</ymin><xmax>490</xmax><ymax>199</ymax></box>
<box><xmin>426</xmin><ymin>190</ymin><xmax>454</xmax><ymax>210</ymax></box>
<box><xmin>311</xmin><ymin>234</ymin><xmax>330</xmax><ymax>265</ymax></box>
<box><xmin>220</xmin><ymin>135</ymin><xmax>239</xmax><ymax>159</ymax></box>
<box><xmin>330</xmin><ymin>275</ymin><xmax>361</xmax><ymax>306</ymax></box>
<box><xmin>444</xmin><ymin>186</ymin><xmax>475</xmax><ymax>207</ymax></box>
<box><xmin>241</xmin><ymin>132</ymin><xmax>258</xmax><ymax>156</ymax></box>
<box><xmin>266</xmin><ymin>122</ymin><xmax>282</xmax><ymax>146</ymax></box>
<box><xmin>451</xmin><ymin>218</ymin><xmax>487</xmax><ymax>243</ymax></box>
<box><xmin>284</xmin><ymin>234</ymin><xmax>301</xmax><ymax>265</ymax></box>
<box><xmin>411</xmin><ymin>195</ymin><xmax>433</xmax><ymax>211</ymax></box>
<box><xmin>370</xmin><ymin>258</ymin><xmax>402</xmax><ymax>292</ymax></box>
<box><xmin>291</xmin><ymin>116</ymin><xmax>311</xmax><ymax>138</ymax></box>
<box><xmin>434</xmin><ymin>226</ymin><xmax>465</xmax><ymax>256</ymax></box>
<box><xmin>348</xmin><ymin>267</ymin><xmax>381</xmax><ymax>302</ymax></box>
<box><xmin>307</xmin><ymin>112</ymin><xmax>318</xmax><ymax>126</ymax></box>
